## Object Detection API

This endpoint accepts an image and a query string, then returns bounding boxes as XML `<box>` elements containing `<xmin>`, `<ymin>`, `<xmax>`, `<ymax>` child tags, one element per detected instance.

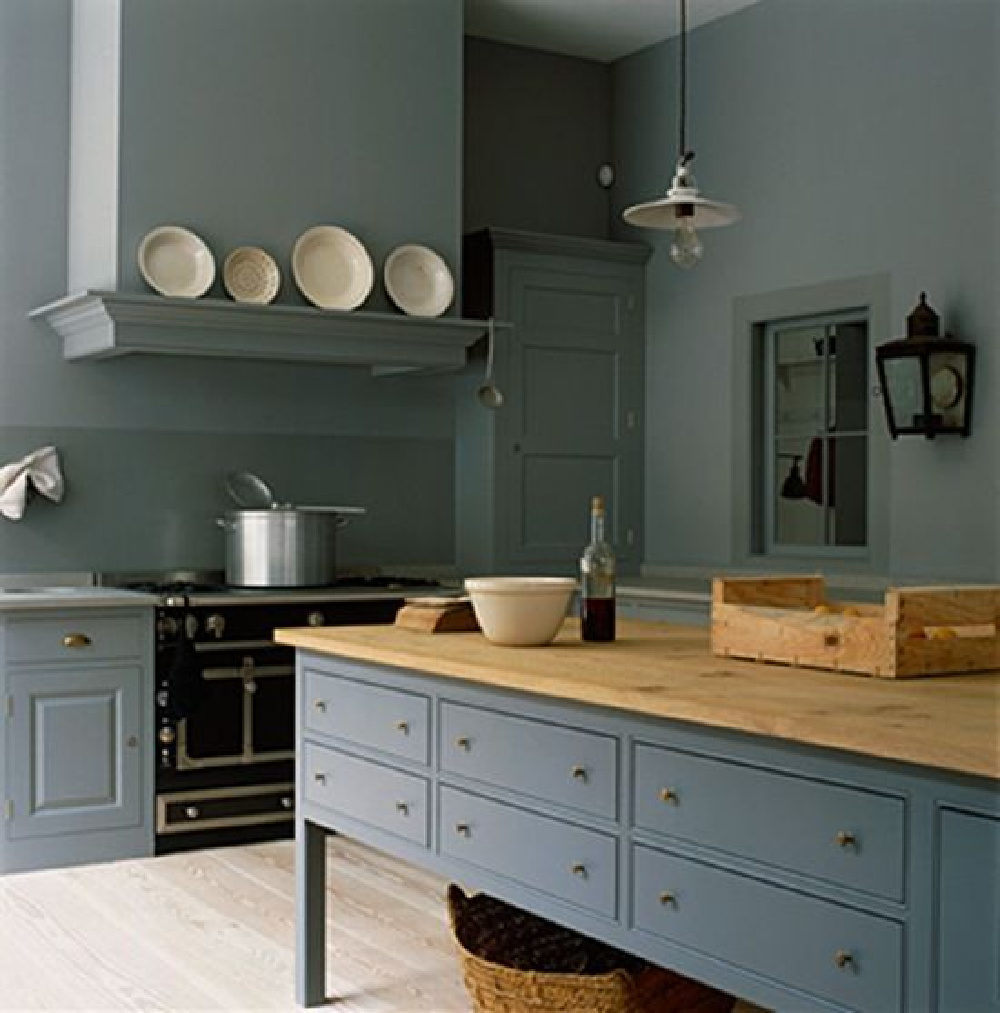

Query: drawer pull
<box><xmin>314</xmin><ymin>772</ymin><xmax>327</xmax><ymax>785</ymax></box>
<box><xmin>62</xmin><ymin>633</ymin><xmax>92</xmax><ymax>649</ymax></box>
<box><xmin>455</xmin><ymin>822</ymin><xmax>471</xmax><ymax>836</ymax></box>
<box><xmin>395</xmin><ymin>720</ymin><xmax>410</xmax><ymax>735</ymax></box>
<box><xmin>570</xmin><ymin>863</ymin><xmax>588</xmax><ymax>878</ymax></box>
<box><xmin>835</xmin><ymin>830</ymin><xmax>857</xmax><ymax>848</ymax></box>
<box><xmin>281</xmin><ymin>797</ymin><xmax>293</xmax><ymax>810</ymax></box>
<box><xmin>185</xmin><ymin>806</ymin><xmax>200</xmax><ymax>820</ymax></box>
<box><xmin>571</xmin><ymin>765</ymin><xmax>588</xmax><ymax>782</ymax></box>
<box><xmin>834</xmin><ymin>950</ymin><xmax>854</xmax><ymax>969</ymax></box>
<box><xmin>456</xmin><ymin>736</ymin><xmax>471</xmax><ymax>751</ymax></box>
<box><xmin>659</xmin><ymin>891</ymin><xmax>677</xmax><ymax>907</ymax></box>
<box><xmin>659</xmin><ymin>787</ymin><xmax>679</xmax><ymax>804</ymax></box>
<box><xmin>313</xmin><ymin>700</ymin><xmax>327</xmax><ymax>713</ymax></box>
<box><xmin>395</xmin><ymin>800</ymin><xmax>409</xmax><ymax>816</ymax></box>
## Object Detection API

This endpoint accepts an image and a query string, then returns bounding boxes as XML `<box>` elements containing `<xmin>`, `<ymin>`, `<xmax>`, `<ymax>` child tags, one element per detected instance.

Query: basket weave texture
<box><xmin>447</xmin><ymin>885</ymin><xmax>735</xmax><ymax>1013</ymax></box>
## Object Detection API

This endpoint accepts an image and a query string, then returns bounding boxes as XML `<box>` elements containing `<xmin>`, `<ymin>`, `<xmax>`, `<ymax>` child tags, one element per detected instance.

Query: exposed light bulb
<box><xmin>670</xmin><ymin>221</ymin><xmax>703</xmax><ymax>269</ymax></box>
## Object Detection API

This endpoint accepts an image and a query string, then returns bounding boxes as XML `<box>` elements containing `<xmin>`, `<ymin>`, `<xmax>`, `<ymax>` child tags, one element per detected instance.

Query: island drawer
<box><xmin>6</xmin><ymin>612</ymin><xmax>146</xmax><ymax>665</ymax></box>
<box><xmin>633</xmin><ymin>742</ymin><xmax>905</xmax><ymax>901</ymax></box>
<box><xmin>303</xmin><ymin>742</ymin><xmax>429</xmax><ymax>847</ymax></box>
<box><xmin>303</xmin><ymin>667</ymin><xmax>430</xmax><ymax>765</ymax></box>
<box><xmin>438</xmin><ymin>785</ymin><xmax>618</xmax><ymax>919</ymax></box>
<box><xmin>633</xmin><ymin>843</ymin><xmax>903</xmax><ymax>1013</ymax></box>
<box><xmin>439</xmin><ymin>701</ymin><xmax>618</xmax><ymax>820</ymax></box>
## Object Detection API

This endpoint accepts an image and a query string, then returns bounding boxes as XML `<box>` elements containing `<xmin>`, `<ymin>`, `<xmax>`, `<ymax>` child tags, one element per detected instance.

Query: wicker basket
<box><xmin>447</xmin><ymin>885</ymin><xmax>735</xmax><ymax>1013</ymax></box>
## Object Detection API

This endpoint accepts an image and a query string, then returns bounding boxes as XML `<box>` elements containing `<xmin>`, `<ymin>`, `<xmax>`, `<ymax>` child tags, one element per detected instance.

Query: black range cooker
<box><xmin>104</xmin><ymin>570</ymin><xmax>439</xmax><ymax>854</ymax></box>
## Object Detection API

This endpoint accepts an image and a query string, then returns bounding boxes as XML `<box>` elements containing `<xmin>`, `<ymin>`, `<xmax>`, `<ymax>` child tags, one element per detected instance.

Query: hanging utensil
<box><xmin>477</xmin><ymin>317</ymin><xmax>505</xmax><ymax>409</ymax></box>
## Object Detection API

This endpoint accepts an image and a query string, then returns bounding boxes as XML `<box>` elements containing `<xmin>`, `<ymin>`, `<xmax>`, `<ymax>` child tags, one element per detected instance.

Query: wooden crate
<box><xmin>711</xmin><ymin>576</ymin><xmax>1000</xmax><ymax>678</ymax></box>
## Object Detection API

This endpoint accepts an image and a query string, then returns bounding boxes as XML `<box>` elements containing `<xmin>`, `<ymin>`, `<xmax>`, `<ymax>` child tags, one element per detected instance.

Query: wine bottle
<box><xmin>580</xmin><ymin>495</ymin><xmax>615</xmax><ymax>642</ymax></box>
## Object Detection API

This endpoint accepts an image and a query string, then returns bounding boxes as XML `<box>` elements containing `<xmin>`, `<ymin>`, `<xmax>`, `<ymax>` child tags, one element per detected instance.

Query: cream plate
<box><xmin>291</xmin><ymin>226</ymin><xmax>373</xmax><ymax>310</ymax></box>
<box><xmin>138</xmin><ymin>225</ymin><xmax>216</xmax><ymax>298</ymax></box>
<box><xmin>223</xmin><ymin>246</ymin><xmax>281</xmax><ymax>304</ymax></box>
<box><xmin>384</xmin><ymin>244</ymin><xmax>454</xmax><ymax>317</ymax></box>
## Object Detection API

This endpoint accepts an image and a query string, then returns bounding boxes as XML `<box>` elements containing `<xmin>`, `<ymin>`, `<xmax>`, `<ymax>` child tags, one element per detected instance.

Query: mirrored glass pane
<box><xmin>773</xmin><ymin>325</ymin><xmax>825</xmax><ymax>443</ymax></box>
<box><xmin>882</xmin><ymin>356</ymin><xmax>923</xmax><ymax>429</ymax></box>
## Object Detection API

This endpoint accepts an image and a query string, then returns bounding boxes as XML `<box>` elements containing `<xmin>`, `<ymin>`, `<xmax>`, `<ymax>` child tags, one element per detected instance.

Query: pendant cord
<box><xmin>678</xmin><ymin>0</ymin><xmax>688</xmax><ymax>160</ymax></box>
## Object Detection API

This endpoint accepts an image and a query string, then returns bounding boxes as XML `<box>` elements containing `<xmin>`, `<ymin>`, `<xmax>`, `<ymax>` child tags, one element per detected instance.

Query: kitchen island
<box><xmin>277</xmin><ymin>618</ymin><xmax>999</xmax><ymax>1013</ymax></box>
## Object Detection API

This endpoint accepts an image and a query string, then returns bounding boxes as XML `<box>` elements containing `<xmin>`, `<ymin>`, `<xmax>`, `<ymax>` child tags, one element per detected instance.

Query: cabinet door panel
<box><xmin>937</xmin><ymin>809</ymin><xmax>1000</xmax><ymax>1012</ymax></box>
<box><xmin>8</xmin><ymin>666</ymin><xmax>142</xmax><ymax>839</ymax></box>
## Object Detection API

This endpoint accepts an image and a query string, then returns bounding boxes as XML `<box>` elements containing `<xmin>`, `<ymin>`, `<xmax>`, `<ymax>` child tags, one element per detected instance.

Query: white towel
<box><xmin>0</xmin><ymin>446</ymin><xmax>65</xmax><ymax>521</ymax></box>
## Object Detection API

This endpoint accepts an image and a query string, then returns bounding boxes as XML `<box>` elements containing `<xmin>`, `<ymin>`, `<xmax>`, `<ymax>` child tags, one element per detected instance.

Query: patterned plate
<box><xmin>222</xmin><ymin>246</ymin><xmax>282</xmax><ymax>305</ymax></box>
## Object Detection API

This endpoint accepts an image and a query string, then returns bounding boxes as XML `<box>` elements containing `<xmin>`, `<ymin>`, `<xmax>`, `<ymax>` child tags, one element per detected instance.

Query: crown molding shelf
<box><xmin>29</xmin><ymin>291</ymin><xmax>489</xmax><ymax>374</ymax></box>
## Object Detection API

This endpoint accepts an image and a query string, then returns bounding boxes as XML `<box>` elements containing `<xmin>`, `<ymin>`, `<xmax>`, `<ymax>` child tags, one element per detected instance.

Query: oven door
<box><xmin>177</xmin><ymin>646</ymin><xmax>294</xmax><ymax>769</ymax></box>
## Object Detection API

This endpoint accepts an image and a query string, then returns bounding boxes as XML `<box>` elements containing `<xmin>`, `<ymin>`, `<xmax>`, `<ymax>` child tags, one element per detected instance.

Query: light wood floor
<box><xmin>0</xmin><ymin>839</ymin><xmax>768</xmax><ymax>1013</ymax></box>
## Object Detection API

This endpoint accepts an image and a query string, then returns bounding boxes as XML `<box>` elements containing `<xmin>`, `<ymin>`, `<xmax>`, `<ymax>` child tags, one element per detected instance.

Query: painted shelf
<box><xmin>29</xmin><ymin>291</ymin><xmax>489</xmax><ymax>373</ymax></box>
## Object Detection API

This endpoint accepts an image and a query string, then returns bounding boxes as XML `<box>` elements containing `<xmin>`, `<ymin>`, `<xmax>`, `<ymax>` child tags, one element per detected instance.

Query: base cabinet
<box><xmin>1</xmin><ymin>607</ymin><xmax>154</xmax><ymax>873</ymax></box>
<box><xmin>458</xmin><ymin>228</ymin><xmax>649</xmax><ymax>575</ymax></box>
<box><xmin>936</xmin><ymin>808</ymin><xmax>1000</xmax><ymax>1012</ymax></box>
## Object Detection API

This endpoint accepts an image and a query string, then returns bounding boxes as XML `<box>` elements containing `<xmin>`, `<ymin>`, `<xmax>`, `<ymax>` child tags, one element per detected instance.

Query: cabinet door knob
<box><xmin>314</xmin><ymin>700</ymin><xmax>327</xmax><ymax>713</ymax></box>
<box><xmin>395</xmin><ymin>800</ymin><xmax>409</xmax><ymax>816</ymax></box>
<box><xmin>395</xmin><ymin>720</ymin><xmax>409</xmax><ymax>735</ymax></box>
<box><xmin>659</xmin><ymin>787</ymin><xmax>679</xmax><ymax>804</ymax></box>
<box><xmin>62</xmin><ymin>633</ymin><xmax>92</xmax><ymax>649</ymax></box>
<box><xmin>126</xmin><ymin>735</ymin><xmax>138</xmax><ymax>748</ymax></box>
<box><xmin>185</xmin><ymin>806</ymin><xmax>200</xmax><ymax>820</ymax></box>
<box><xmin>659</xmin><ymin>891</ymin><xmax>677</xmax><ymax>907</ymax></box>
<box><xmin>456</xmin><ymin>736</ymin><xmax>471</xmax><ymax>751</ymax></box>
<box><xmin>835</xmin><ymin>831</ymin><xmax>857</xmax><ymax>848</ymax></box>
<box><xmin>455</xmin><ymin>822</ymin><xmax>471</xmax><ymax>836</ymax></box>
<box><xmin>570</xmin><ymin>863</ymin><xmax>587</xmax><ymax>878</ymax></box>
<box><xmin>834</xmin><ymin>950</ymin><xmax>854</xmax><ymax>969</ymax></box>
<box><xmin>314</xmin><ymin>772</ymin><xmax>327</xmax><ymax>785</ymax></box>
<box><xmin>571</xmin><ymin>765</ymin><xmax>588</xmax><ymax>782</ymax></box>
<box><xmin>281</xmin><ymin>797</ymin><xmax>293</xmax><ymax>810</ymax></box>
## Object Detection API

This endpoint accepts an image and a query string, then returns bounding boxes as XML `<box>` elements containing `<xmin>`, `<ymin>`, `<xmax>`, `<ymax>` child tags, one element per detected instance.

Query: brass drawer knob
<box><xmin>455</xmin><ymin>822</ymin><xmax>471</xmax><ymax>836</ymax></box>
<box><xmin>456</xmin><ymin>736</ymin><xmax>471</xmax><ymax>751</ymax></box>
<box><xmin>281</xmin><ymin>797</ymin><xmax>293</xmax><ymax>810</ymax></box>
<box><xmin>395</xmin><ymin>720</ymin><xmax>409</xmax><ymax>735</ymax></box>
<box><xmin>834</xmin><ymin>950</ymin><xmax>854</xmax><ymax>969</ymax></box>
<box><xmin>659</xmin><ymin>891</ymin><xmax>677</xmax><ymax>907</ymax></box>
<box><xmin>571</xmin><ymin>863</ymin><xmax>587</xmax><ymax>878</ymax></box>
<box><xmin>835</xmin><ymin>831</ymin><xmax>857</xmax><ymax>848</ymax></box>
<box><xmin>659</xmin><ymin>787</ymin><xmax>679</xmax><ymax>804</ymax></box>
<box><xmin>314</xmin><ymin>772</ymin><xmax>327</xmax><ymax>785</ymax></box>
<box><xmin>62</xmin><ymin>633</ymin><xmax>92</xmax><ymax>649</ymax></box>
<box><xmin>395</xmin><ymin>800</ymin><xmax>409</xmax><ymax>816</ymax></box>
<box><xmin>184</xmin><ymin>806</ymin><xmax>200</xmax><ymax>820</ymax></box>
<box><xmin>571</xmin><ymin>765</ymin><xmax>588</xmax><ymax>782</ymax></box>
<box><xmin>313</xmin><ymin>700</ymin><xmax>327</xmax><ymax>713</ymax></box>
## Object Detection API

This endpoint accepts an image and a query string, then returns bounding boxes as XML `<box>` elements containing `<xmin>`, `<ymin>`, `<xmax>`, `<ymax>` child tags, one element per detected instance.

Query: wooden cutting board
<box><xmin>394</xmin><ymin>596</ymin><xmax>480</xmax><ymax>633</ymax></box>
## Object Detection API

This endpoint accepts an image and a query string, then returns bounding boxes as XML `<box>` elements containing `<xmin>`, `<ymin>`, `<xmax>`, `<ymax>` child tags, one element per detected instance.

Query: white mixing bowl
<box><xmin>464</xmin><ymin>576</ymin><xmax>577</xmax><ymax>646</ymax></box>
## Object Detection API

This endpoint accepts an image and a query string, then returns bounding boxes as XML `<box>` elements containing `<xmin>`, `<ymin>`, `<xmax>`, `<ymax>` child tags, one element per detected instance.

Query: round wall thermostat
<box><xmin>596</xmin><ymin>163</ymin><xmax>615</xmax><ymax>189</ymax></box>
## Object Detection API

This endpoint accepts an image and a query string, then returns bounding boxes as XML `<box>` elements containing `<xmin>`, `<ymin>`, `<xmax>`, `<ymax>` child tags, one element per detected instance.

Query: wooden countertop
<box><xmin>276</xmin><ymin>618</ymin><xmax>1000</xmax><ymax>781</ymax></box>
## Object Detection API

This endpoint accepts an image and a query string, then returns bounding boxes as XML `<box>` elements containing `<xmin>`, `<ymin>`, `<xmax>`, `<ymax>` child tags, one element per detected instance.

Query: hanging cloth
<box><xmin>804</xmin><ymin>438</ymin><xmax>836</xmax><ymax>506</ymax></box>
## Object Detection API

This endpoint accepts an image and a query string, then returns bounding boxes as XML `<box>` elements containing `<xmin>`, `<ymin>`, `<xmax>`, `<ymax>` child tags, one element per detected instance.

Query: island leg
<box><xmin>296</xmin><ymin>817</ymin><xmax>327</xmax><ymax>1007</ymax></box>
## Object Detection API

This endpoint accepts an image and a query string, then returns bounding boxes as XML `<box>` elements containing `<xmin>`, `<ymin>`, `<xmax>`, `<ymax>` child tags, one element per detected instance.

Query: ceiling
<box><xmin>464</xmin><ymin>0</ymin><xmax>763</xmax><ymax>63</ymax></box>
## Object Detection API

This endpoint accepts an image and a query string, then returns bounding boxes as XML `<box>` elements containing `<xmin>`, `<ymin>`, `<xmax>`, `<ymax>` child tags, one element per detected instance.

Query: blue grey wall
<box><xmin>1</xmin><ymin>0</ymin><xmax>462</xmax><ymax>574</ymax></box>
<box><xmin>613</xmin><ymin>0</ymin><xmax>999</xmax><ymax>580</ymax></box>
<box><xmin>464</xmin><ymin>37</ymin><xmax>612</xmax><ymax>238</ymax></box>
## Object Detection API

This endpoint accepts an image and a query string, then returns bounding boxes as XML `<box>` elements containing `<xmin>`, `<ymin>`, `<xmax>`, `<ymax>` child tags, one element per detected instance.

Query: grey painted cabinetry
<box><xmin>296</xmin><ymin>651</ymin><xmax>999</xmax><ymax>1012</ymax></box>
<box><xmin>1</xmin><ymin>607</ymin><xmax>154</xmax><ymax>873</ymax></box>
<box><xmin>458</xmin><ymin>228</ymin><xmax>650</xmax><ymax>575</ymax></box>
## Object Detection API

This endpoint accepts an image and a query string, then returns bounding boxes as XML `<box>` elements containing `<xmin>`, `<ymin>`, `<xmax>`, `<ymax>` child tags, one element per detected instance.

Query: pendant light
<box><xmin>622</xmin><ymin>0</ymin><xmax>740</xmax><ymax>267</ymax></box>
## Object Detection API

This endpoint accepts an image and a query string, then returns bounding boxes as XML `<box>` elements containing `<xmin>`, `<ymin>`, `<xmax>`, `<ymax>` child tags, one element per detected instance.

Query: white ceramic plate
<box><xmin>137</xmin><ymin>225</ymin><xmax>215</xmax><ymax>298</ymax></box>
<box><xmin>223</xmin><ymin>246</ymin><xmax>282</xmax><ymax>305</ymax></box>
<box><xmin>383</xmin><ymin>243</ymin><xmax>454</xmax><ymax>317</ymax></box>
<box><xmin>291</xmin><ymin>226</ymin><xmax>373</xmax><ymax>310</ymax></box>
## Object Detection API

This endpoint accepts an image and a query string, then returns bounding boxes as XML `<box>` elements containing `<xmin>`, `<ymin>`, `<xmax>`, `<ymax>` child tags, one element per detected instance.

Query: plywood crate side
<box><xmin>711</xmin><ymin>575</ymin><xmax>825</xmax><ymax>608</ymax></box>
<box><xmin>888</xmin><ymin>586</ymin><xmax>1000</xmax><ymax>627</ymax></box>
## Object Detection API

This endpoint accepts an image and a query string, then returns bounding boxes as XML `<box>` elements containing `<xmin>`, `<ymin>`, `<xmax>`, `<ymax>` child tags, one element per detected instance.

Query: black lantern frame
<box><xmin>875</xmin><ymin>296</ymin><xmax>975</xmax><ymax>440</ymax></box>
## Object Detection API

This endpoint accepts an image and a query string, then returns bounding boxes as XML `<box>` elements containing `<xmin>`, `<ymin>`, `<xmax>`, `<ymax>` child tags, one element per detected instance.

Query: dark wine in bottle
<box><xmin>580</xmin><ymin>495</ymin><xmax>615</xmax><ymax>642</ymax></box>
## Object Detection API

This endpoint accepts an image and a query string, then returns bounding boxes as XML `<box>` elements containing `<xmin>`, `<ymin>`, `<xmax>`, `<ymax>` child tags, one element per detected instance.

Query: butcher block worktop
<box><xmin>276</xmin><ymin>618</ymin><xmax>999</xmax><ymax>780</ymax></box>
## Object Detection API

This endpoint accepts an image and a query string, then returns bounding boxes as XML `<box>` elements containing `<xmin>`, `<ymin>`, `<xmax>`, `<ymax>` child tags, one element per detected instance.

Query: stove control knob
<box><xmin>157</xmin><ymin>616</ymin><xmax>180</xmax><ymax>640</ymax></box>
<box><xmin>156</xmin><ymin>690</ymin><xmax>170</xmax><ymax>709</ymax></box>
<box><xmin>205</xmin><ymin>614</ymin><xmax>225</xmax><ymax>639</ymax></box>
<box><xmin>158</xmin><ymin>725</ymin><xmax>176</xmax><ymax>745</ymax></box>
<box><xmin>307</xmin><ymin>611</ymin><xmax>326</xmax><ymax>627</ymax></box>
<box><xmin>185</xmin><ymin>615</ymin><xmax>199</xmax><ymax>639</ymax></box>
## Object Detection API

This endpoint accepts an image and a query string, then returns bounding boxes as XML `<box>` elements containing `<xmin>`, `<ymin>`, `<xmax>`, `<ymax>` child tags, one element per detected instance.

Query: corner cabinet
<box><xmin>0</xmin><ymin>607</ymin><xmax>155</xmax><ymax>873</ymax></box>
<box><xmin>458</xmin><ymin>228</ymin><xmax>650</xmax><ymax>576</ymax></box>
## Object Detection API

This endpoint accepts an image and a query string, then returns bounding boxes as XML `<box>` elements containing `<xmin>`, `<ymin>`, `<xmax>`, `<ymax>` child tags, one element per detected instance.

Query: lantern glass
<box><xmin>881</xmin><ymin>355</ymin><xmax>925</xmax><ymax>431</ymax></box>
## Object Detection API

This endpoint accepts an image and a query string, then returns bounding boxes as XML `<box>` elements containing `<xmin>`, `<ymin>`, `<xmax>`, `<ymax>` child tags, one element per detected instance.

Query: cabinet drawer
<box><xmin>440</xmin><ymin>701</ymin><xmax>618</xmax><ymax>820</ymax></box>
<box><xmin>303</xmin><ymin>668</ymin><xmax>430</xmax><ymax>765</ymax></box>
<box><xmin>303</xmin><ymin>742</ymin><xmax>429</xmax><ymax>847</ymax></box>
<box><xmin>157</xmin><ymin>783</ymin><xmax>294</xmax><ymax>835</ymax></box>
<box><xmin>633</xmin><ymin>743</ymin><xmax>905</xmax><ymax>901</ymax></box>
<box><xmin>7</xmin><ymin>613</ymin><xmax>145</xmax><ymax>665</ymax></box>
<box><xmin>633</xmin><ymin>844</ymin><xmax>903</xmax><ymax>1013</ymax></box>
<box><xmin>439</xmin><ymin>785</ymin><xmax>617</xmax><ymax>919</ymax></box>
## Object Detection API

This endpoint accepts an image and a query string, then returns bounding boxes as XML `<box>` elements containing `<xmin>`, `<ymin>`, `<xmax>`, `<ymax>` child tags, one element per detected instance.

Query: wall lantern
<box><xmin>875</xmin><ymin>293</ymin><xmax>975</xmax><ymax>439</ymax></box>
